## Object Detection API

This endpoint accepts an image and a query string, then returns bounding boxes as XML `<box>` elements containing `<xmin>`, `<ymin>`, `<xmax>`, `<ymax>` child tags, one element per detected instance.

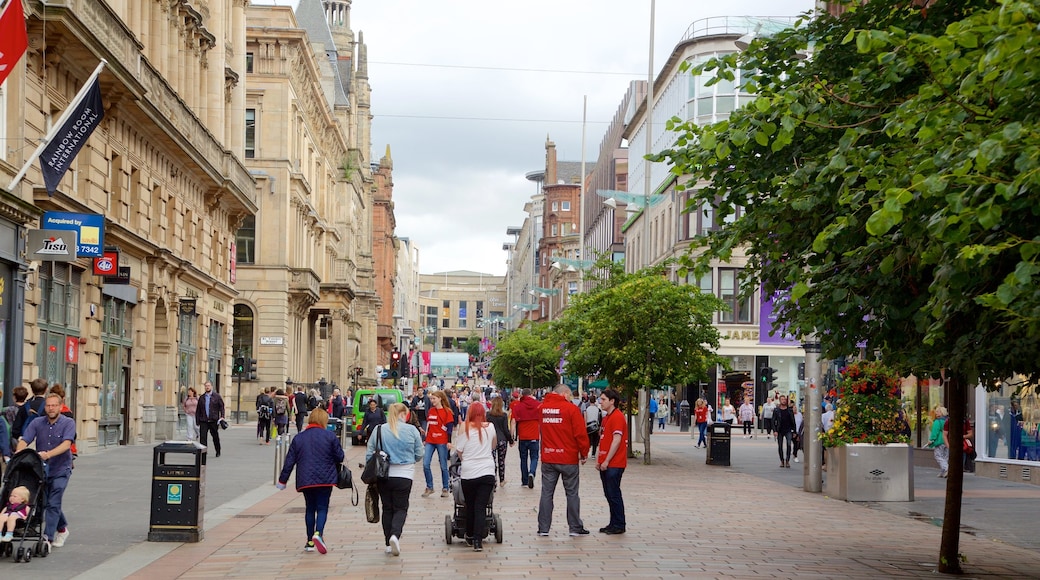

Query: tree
<box><xmin>653</xmin><ymin>0</ymin><xmax>1040</xmax><ymax>572</ymax></box>
<box><xmin>488</xmin><ymin>324</ymin><xmax>559</xmax><ymax>393</ymax></box>
<box><xmin>553</xmin><ymin>265</ymin><xmax>726</xmax><ymax>464</ymax></box>
<box><xmin>463</xmin><ymin>333</ymin><xmax>481</xmax><ymax>359</ymax></box>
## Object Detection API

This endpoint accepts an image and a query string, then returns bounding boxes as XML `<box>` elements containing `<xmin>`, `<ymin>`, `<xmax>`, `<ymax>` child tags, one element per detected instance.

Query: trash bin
<box><xmin>679</xmin><ymin>400</ymin><xmax>691</xmax><ymax>433</ymax></box>
<box><xmin>706</xmin><ymin>421</ymin><xmax>731</xmax><ymax>466</ymax></box>
<box><xmin>148</xmin><ymin>441</ymin><xmax>206</xmax><ymax>542</ymax></box>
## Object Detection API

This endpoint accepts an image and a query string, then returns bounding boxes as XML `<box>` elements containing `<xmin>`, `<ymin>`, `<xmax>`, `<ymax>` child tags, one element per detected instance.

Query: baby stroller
<box><xmin>444</xmin><ymin>452</ymin><xmax>503</xmax><ymax>545</ymax></box>
<box><xmin>0</xmin><ymin>449</ymin><xmax>49</xmax><ymax>562</ymax></box>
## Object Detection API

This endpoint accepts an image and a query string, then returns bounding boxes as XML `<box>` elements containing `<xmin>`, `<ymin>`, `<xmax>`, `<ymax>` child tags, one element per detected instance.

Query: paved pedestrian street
<box><xmin>97</xmin><ymin>431</ymin><xmax>1040</xmax><ymax>579</ymax></box>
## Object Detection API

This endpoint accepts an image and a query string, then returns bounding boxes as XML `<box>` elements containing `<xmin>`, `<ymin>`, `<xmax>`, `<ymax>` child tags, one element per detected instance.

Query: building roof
<box><xmin>295</xmin><ymin>0</ymin><xmax>351</xmax><ymax>107</ymax></box>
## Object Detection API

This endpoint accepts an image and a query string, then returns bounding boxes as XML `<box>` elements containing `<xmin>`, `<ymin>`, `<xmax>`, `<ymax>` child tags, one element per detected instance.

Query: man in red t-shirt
<box><xmin>510</xmin><ymin>389</ymin><xmax>543</xmax><ymax>488</ymax></box>
<box><xmin>596</xmin><ymin>389</ymin><xmax>628</xmax><ymax>534</ymax></box>
<box><xmin>536</xmin><ymin>384</ymin><xmax>590</xmax><ymax>537</ymax></box>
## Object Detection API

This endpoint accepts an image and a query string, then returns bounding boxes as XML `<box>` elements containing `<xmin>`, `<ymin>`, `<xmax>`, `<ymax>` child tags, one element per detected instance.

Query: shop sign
<box><xmin>65</xmin><ymin>336</ymin><xmax>79</xmax><ymax>363</ymax></box>
<box><xmin>104</xmin><ymin>266</ymin><xmax>131</xmax><ymax>285</ymax></box>
<box><xmin>41</xmin><ymin>211</ymin><xmax>104</xmax><ymax>257</ymax></box>
<box><xmin>27</xmin><ymin>229</ymin><xmax>77</xmax><ymax>262</ymax></box>
<box><xmin>93</xmin><ymin>249</ymin><xmax>119</xmax><ymax>275</ymax></box>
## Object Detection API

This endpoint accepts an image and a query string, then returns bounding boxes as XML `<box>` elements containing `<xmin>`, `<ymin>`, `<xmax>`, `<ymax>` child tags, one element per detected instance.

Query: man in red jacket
<box><xmin>536</xmin><ymin>384</ymin><xmax>590</xmax><ymax>537</ymax></box>
<box><xmin>510</xmin><ymin>388</ymin><xmax>542</xmax><ymax>488</ymax></box>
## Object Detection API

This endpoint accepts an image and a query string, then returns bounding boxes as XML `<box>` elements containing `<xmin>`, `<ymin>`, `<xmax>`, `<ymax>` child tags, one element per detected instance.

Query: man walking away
<box><xmin>196</xmin><ymin>381</ymin><xmax>225</xmax><ymax>457</ymax></box>
<box><xmin>536</xmin><ymin>384</ymin><xmax>590</xmax><ymax>537</ymax></box>
<box><xmin>596</xmin><ymin>389</ymin><xmax>628</xmax><ymax>535</ymax></box>
<box><xmin>510</xmin><ymin>389</ymin><xmax>542</xmax><ymax>488</ymax></box>
<box><xmin>293</xmin><ymin>385</ymin><xmax>309</xmax><ymax>434</ymax></box>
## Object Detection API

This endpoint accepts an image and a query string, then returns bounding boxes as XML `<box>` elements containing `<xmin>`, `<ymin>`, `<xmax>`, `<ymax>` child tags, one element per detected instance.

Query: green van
<box><xmin>344</xmin><ymin>388</ymin><xmax>404</xmax><ymax>445</ymax></box>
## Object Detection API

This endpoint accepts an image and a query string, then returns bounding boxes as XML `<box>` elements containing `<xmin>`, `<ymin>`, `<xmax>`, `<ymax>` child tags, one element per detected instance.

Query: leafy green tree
<box><xmin>654</xmin><ymin>0</ymin><xmax>1040</xmax><ymax>572</ymax></box>
<box><xmin>489</xmin><ymin>323</ymin><xmax>559</xmax><ymax>392</ymax></box>
<box><xmin>463</xmin><ymin>333</ymin><xmax>481</xmax><ymax>359</ymax></box>
<box><xmin>553</xmin><ymin>265</ymin><xmax>726</xmax><ymax>464</ymax></box>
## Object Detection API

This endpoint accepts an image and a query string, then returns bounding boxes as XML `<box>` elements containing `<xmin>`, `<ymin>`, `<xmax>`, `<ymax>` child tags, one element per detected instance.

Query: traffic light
<box><xmin>797</xmin><ymin>362</ymin><xmax>806</xmax><ymax>381</ymax></box>
<box><xmin>389</xmin><ymin>349</ymin><xmax>401</xmax><ymax>379</ymax></box>
<box><xmin>233</xmin><ymin>356</ymin><xmax>245</xmax><ymax>376</ymax></box>
<box><xmin>248</xmin><ymin>358</ymin><xmax>258</xmax><ymax>381</ymax></box>
<box><xmin>760</xmin><ymin>366</ymin><xmax>777</xmax><ymax>387</ymax></box>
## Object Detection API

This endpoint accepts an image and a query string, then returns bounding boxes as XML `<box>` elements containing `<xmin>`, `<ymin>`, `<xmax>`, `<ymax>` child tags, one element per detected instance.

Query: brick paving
<box><xmin>121</xmin><ymin>434</ymin><xmax>1040</xmax><ymax>579</ymax></box>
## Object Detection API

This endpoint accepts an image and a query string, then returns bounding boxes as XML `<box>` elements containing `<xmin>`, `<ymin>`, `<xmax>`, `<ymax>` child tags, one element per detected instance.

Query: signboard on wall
<box><xmin>27</xmin><ymin>229</ymin><xmax>77</xmax><ymax>262</ymax></box>
<box><xmin>41</xmin><ymin>211</ymin><xmax>104</xmax><ymax>257</ymax></box>
<box><xmin>65</xmin><ymin>336</ymin><xmax>79</xmax><ymax>363</ymax></box>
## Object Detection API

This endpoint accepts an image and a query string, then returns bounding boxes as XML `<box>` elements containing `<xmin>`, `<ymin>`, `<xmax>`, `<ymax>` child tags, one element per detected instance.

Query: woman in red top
<box><xmin>694</xmin><ymin>399</ymin><xmax>710</xmax><ymax>449</ymax></box>
<box><xmin>422</xmin><ymin>390</ymin><xmax>454</xmax><ymax>497</ymax></box>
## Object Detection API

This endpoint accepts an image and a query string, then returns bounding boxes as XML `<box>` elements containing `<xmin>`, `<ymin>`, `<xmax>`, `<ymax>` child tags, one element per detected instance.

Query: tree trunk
<box><xmin>642</xmin><ymin>387</ymin><xmax>652</xmax><ymax>464</ymax></box>
<box><xmin>938</xmin><ymin>372</ymin><xmax>965</xmax><ymax>574</ymax></box>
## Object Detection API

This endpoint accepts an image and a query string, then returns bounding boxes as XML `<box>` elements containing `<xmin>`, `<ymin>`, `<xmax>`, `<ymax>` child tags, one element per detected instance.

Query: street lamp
<box><xmin>802</xmin><ymin>336</ymin><xmax>823</xmax><ymax>493</ymax></box>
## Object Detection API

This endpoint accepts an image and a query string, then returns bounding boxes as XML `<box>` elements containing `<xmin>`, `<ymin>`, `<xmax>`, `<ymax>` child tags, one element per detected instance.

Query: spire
<box><xmin>357</xmin><ymin>31</ymin><xmax>368</xmax><ymax>78</ymax></box>
<box><xmin>381</xmin><ymin>145</ymin><xmax>393</xmax><ymax>169</ymax></box>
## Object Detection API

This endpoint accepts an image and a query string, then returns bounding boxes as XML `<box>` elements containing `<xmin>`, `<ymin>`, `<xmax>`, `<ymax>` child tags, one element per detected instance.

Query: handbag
<box><xmin>337</xmin><ymin>463</ymin><xmax>360</xmax><ymax>506</ymax></box>
<box><xmin>218</xmin><ymin>418</ymin><xmax>229</xmax><ymax>430</ymax></box>
<box><xmin>360</xmin><ymin>425</ymin><xmax>390</xmax><ymax>485</ymax></box>
<box><xmin>364</xmin><ymin>484</ymin><xmax>380</xmax><ymax>523</ymax></box>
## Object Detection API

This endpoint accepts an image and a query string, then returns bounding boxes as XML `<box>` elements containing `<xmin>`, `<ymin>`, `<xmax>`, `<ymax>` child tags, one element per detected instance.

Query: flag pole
<box><xmin>7</xmin><ymin>59</ymin><xmax>107</xmax><ymax>192</ymax></box>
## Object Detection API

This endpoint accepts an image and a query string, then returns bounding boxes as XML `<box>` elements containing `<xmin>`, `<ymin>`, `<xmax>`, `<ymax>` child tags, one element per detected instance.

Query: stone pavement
<box><xmin>6</xmin><ymin>424</ymin><xmax>1040</xmax><ymax>579</ymax></box>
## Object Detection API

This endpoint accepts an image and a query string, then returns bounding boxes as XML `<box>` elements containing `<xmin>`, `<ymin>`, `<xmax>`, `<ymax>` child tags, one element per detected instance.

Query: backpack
<box><xmin>258</xmin><ymin>405</ymin><xmax>272</xmax><ymax>420</ymax></box>
<box><xmin>307</xmin><ymin>395</ymin><xmax>318</xmax><ymax>412</ymax></box>
<box><xmin>586</xmin><ymin>408</ymin><xmax>602</xmax><ymax>437</ymax></box>
<box><xmin>24</xmin><ymin>398</ymin><xmax>45</xmax><ymax>428</ymax></box>
<box><xmin>274</xmin><ymin>396</ymin><xmax>288</xmax><ymax>416</ymax></box>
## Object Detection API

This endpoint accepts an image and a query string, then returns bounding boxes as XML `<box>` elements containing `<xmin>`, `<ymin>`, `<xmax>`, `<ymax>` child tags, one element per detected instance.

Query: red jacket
<box><xmin>539</xmin><ymin>393</ymin><xmax>590</xmax><ymax>465</ymax></box>
<box><xmin>510</xmin><ymin>395</ymin><xmax>542</xmax><ymax>441</ymax></box>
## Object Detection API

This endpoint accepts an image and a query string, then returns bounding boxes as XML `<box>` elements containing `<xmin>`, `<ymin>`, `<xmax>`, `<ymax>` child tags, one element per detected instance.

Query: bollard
<box><xmin>273</xmin><ymin>433</ymin><xmax>294</xmax><ymax>484</ymax></box>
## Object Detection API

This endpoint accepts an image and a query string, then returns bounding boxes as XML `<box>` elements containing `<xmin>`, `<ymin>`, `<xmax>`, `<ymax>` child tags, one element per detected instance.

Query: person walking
<box><xmin>422</xmin><ymin>390</ymin><xmax>454</xmax><ymax>498</ymax></box>
<box><xmin>487</xmin><ymin>396</ymin><xmax>514</xmax><ymax>487</ymax></box>
<box><xmin>276</xmin><ymin>408</ymin><xmax>344</xmax><ymax>554</ymax></box>
<box><xmin>292</xmin><ymin>385</ymin><xmax>310</xmax><ymax>434</ymax></box>
<box><xmin>326</xmin><ymin>388</ymin><xmax>347</xmax><ymax>420</ymax></box>
<box><xmin>722</xmin><ymin>400</ymin><xmax>737</xmax><ymax>425</ymax></box>
<box><xmin>183</xmin><ymin>387</ymin><xmax>200</xmax><ymax>441</ymax></box>
<box><xmin>510</xmin><ymin>388</ymin><xmax>542</xmax><ymax>488</ymax></box>
<box><xmin>11</xmin><ymin>378</ymin><xmax>47</xmax><ymax>442</ymax></box>
<box><xmin>761</xmin><ymin>397</ymin><xmax>775</xmax><ymax>435</ymax></box>
<box><xmin>16</xmin><ymin>393</ymin><xmax>75</xmax><ymax>549</ymax></box>
<box><xmin>255</xmin><ymin>387</ymin><xmax>273</xmax><ymax>445</ymax></box>
<box><xmin>647</xmin><ymin>396</ymin><xmax>659</xmax><ymax>435</ymax></box>
<box><xmin>196</xmin><ymin>381</ymin><xmax>225</xmax><ymax>458</ymax></box>
<box><xmin>655</xmin><ymin>398</ymin><xmax>669</xmax><ymax>432</ymax></box>
<box><xmin>369</xmin><ymin>402</ymin><xmax>424</xmax><ymax>556</ymax></box>
<box><xmin>409</xmin><ymin>388</ymin><xmax>430</xmax><ymax>428</ymax></box>
<box><xmin>361</xmin><ymin>398</ymin><xmax>387</xmax><ymax>441</ymax></box>
<box><xmin>584</xmin><ymin>397</ymin><xmax>603</xmax><ymax>457</ymax></box>
<box><xmin>739</xmin><ymin>397</ymin><xmax>756</xmax><ymax>438</ymax></box>
<box><xmin>455</xmin><ymin>402</ymin><xmax>497</xmax><ymax>552</ymax></box>
<box><xmin>929</xmin><ymin>406</ymin><xmax>949</xmax><ymax>477</ymax></box>
<box><xmin>772</xmin><ymin>395</ymin><xmax>796</xmax><ymax>468</ymax></box>
<box><xmin>536</xmin><ymin>384</ymin><xmax>590</xmax><ymax>537</ymax></box>
<box><xmin>273</xmin><ymin>388</ymin><xmax>291</xmax><ymax>440</ymax></box>
<box><xmin>792</xmin><ymin>404</ymin><xmax>804</xmax><ymax>463</ymax></box>
<box><xmin>694</xmin><ymin>399</ymin><xmax>710</xmax><ymax>448</ymax></box>
<box><xmin>596</xmin><ymin>389</ymin><xmax>628</xmax><ymax>535</ymax></box>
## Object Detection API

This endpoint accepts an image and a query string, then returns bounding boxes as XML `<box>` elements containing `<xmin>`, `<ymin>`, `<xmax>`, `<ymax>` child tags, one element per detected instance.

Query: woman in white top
<box><xmin>454</xmin><ymin>402</ymin><xmax>497</xmax><ymax>552</ymax></box>
<box><xmin>722</xmin><ymin>401</ymin><xmax>737</xmax><ymax>425</ymax></box>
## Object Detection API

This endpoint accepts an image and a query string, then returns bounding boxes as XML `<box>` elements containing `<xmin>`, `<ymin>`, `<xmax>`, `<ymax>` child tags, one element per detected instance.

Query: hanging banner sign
<box><xmin>27</xmin><ymin>229</ymin><xmax>78</xmax><ymax>262</ymax></box>
<box><xmin>93</xmin><ymin>249</ymin><xmax>120</xmax><ymax>275</ymax></box>
<box><xmin>42</xmin><ymin>211</ymin><xmax>104</xmax><ymax>257</ymax></box>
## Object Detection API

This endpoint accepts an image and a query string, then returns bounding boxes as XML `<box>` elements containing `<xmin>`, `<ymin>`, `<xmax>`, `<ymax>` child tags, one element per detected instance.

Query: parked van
<box><xmin>344</xmin><ymin>388</ymin><xmax>404</xmax><ymax>445</ymax></box>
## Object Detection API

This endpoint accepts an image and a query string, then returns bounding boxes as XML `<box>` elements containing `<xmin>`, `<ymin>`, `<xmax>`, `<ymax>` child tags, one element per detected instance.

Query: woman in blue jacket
<box><xmin>277</xmin><ymin>408</ymin><xmax>345</xmax><ymax>554</ymax></box>
<box><xmin>367</xmin><ymin>402</ymin><xmax>424</xmax><ymax>557</ymax></box>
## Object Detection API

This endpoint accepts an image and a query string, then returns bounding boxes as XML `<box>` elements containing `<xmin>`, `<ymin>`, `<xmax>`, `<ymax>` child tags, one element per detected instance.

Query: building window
<box><xmin>208</xmin><ymin>321</ymin><xmax>224</xmax><ymax>387</ymax></box>
<box><xmin>233</xmin><ymin>304</ymin><xmax>254</xmax><ymax>360</ymax></box>
<box><xmin>236</xmin><ymin>215</ymin><xmax>256</xmax><ymax>264</ymax></box>
<box><xmin>442</xmin><ymin>318</ymin><xmax>449</xmax><ymax>328</ymax></box>
<box><xmin>178</xmin><ymin>305</ymin><xmax>198</xmax><ymax>393</ymax></box>
<box><xmin>551</xmin><ymin>223</ymin><xmax>558</xmax><ymax>236</ymax></box>
<box><xmin>458</xmin><ymin>301</ymin><xmax>468</xmax><ymax>329</ymax></box>
<box><xmin>719</xmin><ymin>269</ymin><xmax>752</xmax><ymax>323</ymax></box>
<box><xmin>245</xmin><ymin>52</ymin><xmax>254</xmax><ymax>73</ymax></box>
<box><xmin>245</xmin><ymin>108</ymin><xmax>256</xmax><ymax>158</ymax></box>
<box><xmin>561</xmin><ymin>201</ymin><xmax>571</xmax><ymax>211</ymax></box>
<box><xmin>39</xmin><ymin>262</ymin><xmax>81</xmax><ymax>328</ymax></box>
<box><xmin>442</xmin><ymin>300</ymin><xmax>450</xmax><ymax>320</ymax></box>
<box><xmin>552</xmin><ymin>201</ymin><xmax>559</xmax><ymax>211</ymax></box>
<box><xmin>688</xmin><ymin>52</ymin><xmax>750</xmax><ymax>125</ymax></box>
<box><xmin>425</xmin><ymin>305</ymin><xmax>437</xmax><ymax>329</ymax></box>
<box><xmin>568</xmin><ymin>281</ymin><xmax>578</xmax><ymax>295</ymax></box>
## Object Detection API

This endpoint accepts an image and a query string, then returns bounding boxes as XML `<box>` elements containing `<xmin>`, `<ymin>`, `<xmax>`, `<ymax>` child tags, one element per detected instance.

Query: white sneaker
<box><xmin>53</xmin><ymin>528</ymin><xmax>69</xmax><ymax>547</ymax></box>
<box><xmin>389</xmin><ymin>534</ymin><xmax>400</xmax><ymax>556</ymax></box>
<box><xmin>793</xmin><ymin>457</ymin><xmax>800</xmax><ymax>463</ymax></box>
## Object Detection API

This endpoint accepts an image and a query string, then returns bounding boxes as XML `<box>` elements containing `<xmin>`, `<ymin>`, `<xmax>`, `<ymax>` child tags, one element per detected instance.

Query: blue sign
<box><xmin>167</xmin><ymin>483</ymin><xmax>182</xmax><ymax>505</ymax></box>
<box><xmin>42</xmin><ymin>211</ymin><xmax>104</xmax><ymax>257</ymax></box>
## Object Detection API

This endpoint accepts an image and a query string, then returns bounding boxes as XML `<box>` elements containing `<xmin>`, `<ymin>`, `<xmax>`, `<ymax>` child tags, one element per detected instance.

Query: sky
<box><xmin>259</xmin><ymin>0</ymin><xmax>816</xmax><ymax>275</ymax></box>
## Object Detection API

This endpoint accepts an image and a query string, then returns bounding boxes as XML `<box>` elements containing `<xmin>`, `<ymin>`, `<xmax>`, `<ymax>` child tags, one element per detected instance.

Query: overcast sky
<box><xmin>261</xmin><ymin>0</ymin><xmax>816</xmax><ymax>275</ymax></box>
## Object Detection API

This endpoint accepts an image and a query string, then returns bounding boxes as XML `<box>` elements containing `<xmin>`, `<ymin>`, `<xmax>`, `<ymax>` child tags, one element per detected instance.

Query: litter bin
<box><xmin>679</xmin><ymin>400</ymin><xmax>691</xmax><ymax>433</ymax></box>
<box><xmin>706</xmin><ymin>421</ymin><xmax>731</xmax><ymax>466</ymax></box>
<box><xmin>148</xmin><ymin>441</ymin><xmax>206</xmax><ymax>542</ymax></box>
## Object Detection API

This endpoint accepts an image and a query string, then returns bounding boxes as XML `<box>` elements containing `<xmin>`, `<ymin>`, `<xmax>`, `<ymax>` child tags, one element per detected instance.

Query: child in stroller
<box><xmin>0</xmin><ymin>449</ymin><xmax>49</xmax><ymax>562</ymax></box>
<box><xmin>444</xmin><ymin>451</ymin><xmax>503</xmax><ymax>547</ymax></box>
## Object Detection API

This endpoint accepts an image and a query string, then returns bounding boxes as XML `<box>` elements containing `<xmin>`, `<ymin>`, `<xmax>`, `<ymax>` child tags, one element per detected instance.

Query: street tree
<box><xmin>488</xmin><ymin>323</ymin><xmax>559</xmax><ymax>393</ymax></box>
<box><xmin>653</xmin><ymin>0</ymin><xmax>1040</xmax><ymax>572</ymax></box>
<box><xmin>553</xmin><ymin>265</ymin><xmax>726</xmax><ymax>464</ymax></box>
<box><xmin>463</xmin><ymin>333</ymin><xmax>481</xmax><ymax>359</ymax></box>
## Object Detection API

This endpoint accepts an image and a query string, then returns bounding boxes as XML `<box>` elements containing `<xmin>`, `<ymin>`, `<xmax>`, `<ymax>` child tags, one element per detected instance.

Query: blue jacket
<box><xmin>366</xmin><ymin>423</ymin><xmax>423</xmax><ymax>465</ymax></box>
<box><xmin>279</xmin><ymin>425</ymin><xmax>345</xmax><ymax>490</ymax></box>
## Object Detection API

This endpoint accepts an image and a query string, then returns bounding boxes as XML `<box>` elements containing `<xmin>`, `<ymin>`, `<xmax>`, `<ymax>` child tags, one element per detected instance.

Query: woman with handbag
<box><xmin>367</xmin><ymin>402</ymin><xmax>423</xmax><ymax>556</ymax></box>
<box><xmin>276</xmin><ymin>408</ymin><xmax>345</xmax><ymax>554</ymax></box>
<box><xmin>454</xmin><ymin>402</ymin><xmax>497</xmax><ymax>552</ymax></box>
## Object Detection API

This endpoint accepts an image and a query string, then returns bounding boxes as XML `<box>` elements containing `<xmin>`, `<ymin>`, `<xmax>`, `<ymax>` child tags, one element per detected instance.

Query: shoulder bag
<box><xmin>336</xmin><ymin>463</ymin><xmax>359</xmax><ymax>506</ymax></box>
<box><xmin>360</xmin><ymin>425</ymin><xmax>390</xmax><ymax>485</ymax></box>
<box><xmin>364</xmin><ymin>484</ymin><xmax>380</xmax><ymax>523</ymax></box>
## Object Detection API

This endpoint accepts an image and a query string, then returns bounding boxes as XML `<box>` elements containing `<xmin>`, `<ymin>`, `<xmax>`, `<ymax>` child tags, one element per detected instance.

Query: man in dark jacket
<box><xmin>293</xmin><ymin>385</ymin><xmax>309</xmax><ymax>434</ymax></box>
<box><xmin>327</xmin><ymin>388</ymin><xmax>347</xmax><ymax>419</ymax></box>
<box><xmin>12</xmin><ymin>378</ymin><xmax>48</xmax><ymax>441</ymax></box>
<box><xmin>409</xmin><ymin>388</ymin><xmax>430</xmax><ymax>428</ymax></box>
<box><xmin>196</xmin><ymin>381</ymin><xmax>226</xmax><ymax>457</ymax></box>
<box><xmin>360</xmin><ymin>399</ymin><xmax>387</xmax><ymax>440</ymax></box>
<box><xmin>772</xmin><ymin>395</ymin><xmax>796</xmax><ymax>468</ymax></box>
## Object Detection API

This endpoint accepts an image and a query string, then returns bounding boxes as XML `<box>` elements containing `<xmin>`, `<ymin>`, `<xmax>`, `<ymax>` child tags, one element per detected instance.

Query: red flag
<box><xmin>0</xmin><ymin>0</ymin><xmax>29</xmax><ymax>87</ymax></box>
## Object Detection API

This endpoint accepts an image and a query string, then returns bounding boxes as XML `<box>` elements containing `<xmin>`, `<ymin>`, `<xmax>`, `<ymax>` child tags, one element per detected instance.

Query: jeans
<box><xmin>658</xmin><ymin>417</ymin><xmax>666</xmax><ymax>430</ymax></box>
<box><xmin>518</xmin><ymin>439</ymin><xmax>539</xmax><ymax>482</ymax></box>
<box><xmin>599</xmin><ymin>467</ymin><xmax>626</xmax><ymax>530</ymax></box>
<box><xmin>301</xmin><ymin>486</ymin><xmax>332</xmax><ymax>541</ymax></box>
<box><xmin>742</xmin><ymin>420</ymin><xmax>753</xmax><ymax>435</ymax></box>
<box><xmin>199</xmin><ymin>420</ymin><xmax>221</xmax><ymax>455</ymax></box>
<box><xmin>696</xmin><ymin>422</ymin><xmax>707</xmax><ymax>446</ymax></box>
<box><xmin>777</xmin><ymin>431</ymin><xmax>793</xmax><ymax>462</ymax></box>
<box><xmin>44</xmin><ymin>469</ymin><xmax>71</xmax><ymax>541</ymax></box>
<box><xmin>378</xmin><ymin>477</ymin><xmax>412</xmax><ymax>544</ymax></box>
<box><xmin>185</xmin><ymin>415</ymin><xmax>199</xmax><ymax>441</ymax></box>
<box><xmin>295</xmin><ymin>412</ymin><xmax>306</xmax><ymax>433</ymax></box>
<box><xmin>423</xmin><ymin>442</ymin><xmax>449</xmax><ymax>491</ymax></box>
<box><xmin>537</xmin><ymin>462</ymin><xmax>584</xmax><ymax>533</ymax></box>
<box><xmin>461</xmin><ymin>475</ymin><xmax>496</xmax><ymax>540</ymax></box>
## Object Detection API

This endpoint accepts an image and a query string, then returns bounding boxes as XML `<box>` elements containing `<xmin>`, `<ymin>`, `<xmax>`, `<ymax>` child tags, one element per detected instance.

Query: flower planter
<box><xmin>825</xmin><ymin>443</ymin><xmax>914</xmax><ymax>502</ymax></box>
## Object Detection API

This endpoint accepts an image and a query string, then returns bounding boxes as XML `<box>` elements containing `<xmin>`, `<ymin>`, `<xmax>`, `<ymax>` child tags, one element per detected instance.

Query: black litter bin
<box><xmin>679</xmin><ymin>400</ymin><xmax>691</xmax><ymax>432</ymax></box>
<box><xmin>706</xmin><ymin>422</ymin><xmax>731</xmax><ymax>466</ymax></box>
<box><xmin>148</xmin><ymin>441</ymin><xmax>206</xmax><ymax>542</ymax></box>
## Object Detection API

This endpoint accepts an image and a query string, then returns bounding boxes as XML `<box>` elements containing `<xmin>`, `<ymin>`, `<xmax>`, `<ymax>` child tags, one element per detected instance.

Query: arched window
<box><xmin>233</xmin><ymin>303</ymin><xmax>255</xmax><ymax>358</ymax></box>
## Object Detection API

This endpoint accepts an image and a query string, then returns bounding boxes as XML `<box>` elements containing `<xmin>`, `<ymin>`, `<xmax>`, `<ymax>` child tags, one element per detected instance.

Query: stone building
<box><xmin>0</xmin><ymin>0</ymin><xmax>255</xmax><ymax>449</ymax></box>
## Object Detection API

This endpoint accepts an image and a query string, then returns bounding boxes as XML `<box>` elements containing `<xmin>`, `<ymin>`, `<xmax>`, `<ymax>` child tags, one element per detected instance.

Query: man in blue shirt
<box><xmin>17</xmin><ymin>393</ymin><xmax>76</xmax><ymax>548</ymax></box>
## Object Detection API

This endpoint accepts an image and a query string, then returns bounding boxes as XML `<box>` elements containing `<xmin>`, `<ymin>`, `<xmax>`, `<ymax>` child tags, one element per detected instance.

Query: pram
<box><xmin>0</xmin><ymin>449</ymin><xmax>49</xmax><ymax>562</ymax></box>
<box><xmin>444</xmin><ymin>451</ymin><xmax>503</xmax><ymax>545</ymax></box>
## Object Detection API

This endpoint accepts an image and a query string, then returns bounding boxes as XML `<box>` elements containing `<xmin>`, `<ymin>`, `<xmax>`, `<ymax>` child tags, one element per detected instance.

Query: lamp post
<box><xmin>802</xmin><ymin>337</ymin><xmax>823</xmax><ymax>492</ymax></box>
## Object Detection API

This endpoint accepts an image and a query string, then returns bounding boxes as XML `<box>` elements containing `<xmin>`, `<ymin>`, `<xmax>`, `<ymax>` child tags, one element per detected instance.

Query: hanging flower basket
<box><xmin>820</xmin><ymin>360</ymin><xmax>908</xmax><ymax>447</ymax></box>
